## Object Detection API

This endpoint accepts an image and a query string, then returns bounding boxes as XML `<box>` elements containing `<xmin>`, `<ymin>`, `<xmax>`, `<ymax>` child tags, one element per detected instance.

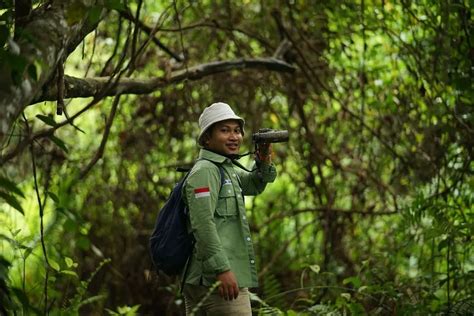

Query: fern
<box><xmin>64</xmin><ymin>258</ymin><xmax>111</xmax><ymax>313</ymax></box>
<box><xmin>262</xmin><ymin>273</ymin><xmax>285</xmax><ymax>308</ymax></box>
<box><xmin>189</xmin><ymin>281</ymin><xmax>221</xmax><ymax>316</ymax></box>
<box><xmin>249</xmin><ymin>292</ymin><xmax>284</xmax><ymax>315</ymax></box>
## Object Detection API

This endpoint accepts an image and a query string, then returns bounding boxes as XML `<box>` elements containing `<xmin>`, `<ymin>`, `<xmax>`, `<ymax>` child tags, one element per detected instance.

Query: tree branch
<box><xmin>118</xmin><ymin>8</ymin><xmax>182</xmax><ymax>61</ymax></box>
<box><xmin>79</xmin><ymin>94</ymin><xmax>121</xmax><ymax>179</ymax></box>
<box><xmin>253</xmin><ymin>206</ymin><xmax>397</xmax><ymax>231</ymax></box>
<box><xmin>258</xmin><ymin>219</ymin><xmax>315</xmax><ymax>278</ymax></box>
<box><xmin>158</xmin><ymin>20</ymin><xmax>273</xmax><ymax>50</ymax></box>
<box><xmin>33</xmin><ymin>57</ymin><xmax>296</xmax><ymax>103</ymax></box>
<box><xmin>1</xmin><ymin>56</ymin><xmax>294</xmax><ymax>167</ymax></box>
<box><xmin>14</xmin><ymin>0</ymin><xmax>32</xmax><ymax>39</ymax></box>
<box><xmin>0</xmin><ymin>1</ymin><xmax>104</xmax><ymax>145</ymax></box>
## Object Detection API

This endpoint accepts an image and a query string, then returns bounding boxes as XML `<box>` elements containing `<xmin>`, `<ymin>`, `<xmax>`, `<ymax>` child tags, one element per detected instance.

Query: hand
<box><xmin>216</xmin><ymin>270</ymin><xmax>239</xmax><ymax>300</ymax></box>
<box><xmin>256</xmin><ymin>143</ymin><xmax>272</xmax><ymax>163</ymax></box>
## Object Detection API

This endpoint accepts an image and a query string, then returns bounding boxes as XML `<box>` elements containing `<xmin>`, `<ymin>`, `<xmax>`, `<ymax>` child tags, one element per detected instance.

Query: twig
<box><xmin>100</xmin><ymin>16</ymin><xmax>123</xmax><ymax>76</ymax></box>
<box><xmin>258</xmin><ymin>220</ymin><xmax>315</xmax><ymax>278</ymax></box>
<box><xmin>158</xmin><ymin>20</ymin><xmax>272</xmax><ymax>49</ymax></box>
<box><xmin>84</xmin><ymin>28</ymin><xmax>98</xmax><ymax>78</ymax></box>
<box><xmin>79</xmin><ymin>94</ymin><xmax>121</xmax><ymax>179</ymax></box>
<box><xmin>23</xmin><ymin>112</ymin><xmax>50</xmax><ymax>315</ymax></box>
<box><xmin>129</xmin><ymin>0</ymin><xmax>143</xmax><ymax>73</ymax></box>
<box><xmin>0</xmin><ymin>22</ymin><xmax>134</xmax><ymax>167</ymax></box>
<box><xmin>254</xmin><ymin>207</ymin><xmax>397</xmax><ymax>231</ymax></box>
<box><xmin>125</xmin><ymin>3</ymin><xmax>175</xmax><ymax>76</ymax></box>
<box><xmin>56</xmin><ymin>57</ymin><xmax>65</xmax><ymax>116</ymax></box>
<box><xmin>80</xmin><ymin>7</ymin><xmax>155</xmax><ymax>179</ymax></box>
<box><xmin>173</xmin><ymin>0</ymin><xmax>192</xmax><ymax>107</ymax></box>
<box><xmin>119</xmin><ymin>7</ymin><xmax>182</xmax><ymax>61</ymax></box>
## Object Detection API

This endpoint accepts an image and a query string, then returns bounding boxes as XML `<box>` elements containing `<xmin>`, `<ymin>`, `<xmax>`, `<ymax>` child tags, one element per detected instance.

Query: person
<box><xmin>181</xmin><ymin>102</ymin><xmax>277</xmax><ymax>315</ymax></box>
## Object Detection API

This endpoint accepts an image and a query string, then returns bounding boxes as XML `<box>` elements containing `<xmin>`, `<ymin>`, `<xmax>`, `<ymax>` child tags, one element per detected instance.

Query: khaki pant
<box><xmin>183</xmin><ymin>284</ymin><xmax>252</xmax><ymax>316</ymax></box>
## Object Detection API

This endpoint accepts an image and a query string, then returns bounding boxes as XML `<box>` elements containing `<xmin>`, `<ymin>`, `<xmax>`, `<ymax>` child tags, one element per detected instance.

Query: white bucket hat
<box><xmin>198</xmin><ymin>102</ymin><xmax>245</xmax><ymax>144</ymax></box>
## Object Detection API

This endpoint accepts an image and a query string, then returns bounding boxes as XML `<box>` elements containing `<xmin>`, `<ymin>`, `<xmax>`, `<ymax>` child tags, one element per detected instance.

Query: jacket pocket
<box><xmin>215</xmin><ymin>187</ymin><xmax>237</xmax><ymax>217</ymax></box>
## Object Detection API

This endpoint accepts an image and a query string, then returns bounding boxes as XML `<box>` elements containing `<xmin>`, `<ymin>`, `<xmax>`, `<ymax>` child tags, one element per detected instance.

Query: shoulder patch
<box><xmin>194</xmin><ymin>187</ymin><xmax>210</xmax><ymax>198</ymax></box>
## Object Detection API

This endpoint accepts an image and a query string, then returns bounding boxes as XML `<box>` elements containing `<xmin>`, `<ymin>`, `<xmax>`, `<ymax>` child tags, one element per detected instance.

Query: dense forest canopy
<box><xmin>0</xmin><ymin>0</ymin><xmax>472</xmax><ymax>315</ymax></box>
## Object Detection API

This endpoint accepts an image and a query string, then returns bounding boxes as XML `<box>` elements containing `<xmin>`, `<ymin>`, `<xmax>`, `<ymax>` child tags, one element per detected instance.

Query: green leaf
<box><xmin>47</xmin><ymin>191</ymin><xmax>59</xmax><ymax>203</ymax></box>
<box><xmin>11</xmin><ymin>228</ymin><xmax>21</xmax><ymax>237</ymax></box>
<box><xmin>61</xmin><ymin>270</ymin><xmax>78</xmax><ymax>277</ymax></box>
<box><xmin>248</xmin><ymin>292</ymin><xmax>265</xmax><ymax>304</ymax></box>
<box><xmin>105</xmin><ymin>0</ymin><xmax>125</xmax><ymax>11</ymax></box>
<box><xmin>27</xmin><ymin>63</ymin><xmax>38</xmax><ymax>81</ymax></box>
<box><xmin>49</xmin><ymin>259</ymin><xmax>60</xmax><ymax>272</ymax></box>
<box><xmin>87</xmin><ymin>6</ymin><xmax>103</xmax><ymax>25</ymax></box>
<box><xmin>309</xmin><ymin>264</ymin><xmax>320</xmax><ymax>274</ymax></box>
<box><xmin>76</xmin><ymin>294</ymin><xmax>106</xmax><ymax>309</ymax></box>
<box><xmin>48</xmin><ymin>135</ymin><xmax>69</xmax><ymax>153</ymax></box>
<box><xmin>0</xmin><ymin>177</ymin><xmax>24</xmax><ymax>197</ymax></box>
<box><xmin>0</xmin><ymin>25</ymin><xmax>9</xmax><ymax>46</ymax></box>
<box><xmin>438</xmin><ymin>238</ymin><xmax>449</xmax><ymax>251</ymax></box>
<box><xmin>0</xmin><ymin>191</ymin><xmax>24</xmax><ymax>214</ymax></box>
<box><xmin>0</xmin><ymin>0</ymin><xmax>13</xmax><ymax>9</ymax></box>
<box><xmin>65</xmin><ymin>257</ymin><xmax>74</xmax><ymax>268</ymax></box>
<box><xmin>343</xmin><ymin>276</ymin><xmax>361</xmax><ymax>288</ymax></box>
<box><xmin>66</xmin><ymin>0</ymin><xmax>88</xmax><ymax>26</ymax></box>
<box><xmin>70</xmin><ymin>122</ymin><xmax>86</xmax><ymax>134</ymax></box>
<box><xmin>0</xmin><ymin>233</ymin><xmax>15</xmax><ymax>244</ymax></box>
<box><xmin>348</xmin><ymin>302</ymin><xmax>366</xmax><ymax>315</ymax></box>
<box><xmin>340</xmin><ymin>292</ymin><xmax>351</xmax><ymax>300</ymax></box>
<box><xmin>9</xmin><ymin>52</ymin><xmax>27</xmax><ymax>72</ymax></box>
<box><xmin>23</xmin><ymin>247</ymin><xmax>33</xmax><ymax>259</ymax></box>
<box><xmin>77</xmin><ymin>236</ymin><xmax>90</xmax><ymax>250</ymax></box>
<box><xmin>36</xmin><ymin>114</ymin><xmax>57</xmax><ymax>127</ymax></box>
<box><xmin>10</xmin><ymin>287</ymin><xmax>33</xmax><ymax>311</ymax></box>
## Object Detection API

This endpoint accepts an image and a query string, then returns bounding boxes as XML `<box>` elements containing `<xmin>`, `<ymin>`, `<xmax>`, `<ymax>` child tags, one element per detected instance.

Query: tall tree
<box><xmin>0</xmin><ymin>0</ymin><xmax>294</xmax><ymax>152</ymax></box>
<box><xmin>0</xmin><ymin>1</ymin><xmax>472</xmax><ymax>314</ymax></box>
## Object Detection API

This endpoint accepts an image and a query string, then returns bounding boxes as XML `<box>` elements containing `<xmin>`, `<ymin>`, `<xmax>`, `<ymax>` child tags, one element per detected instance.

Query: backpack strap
<box><xmin>207</xmin><ymin>161</ymin><xmax>226</xmax><ymax>189</ymax></box>
<box><xmin>178</xmin><ymin>159</ymin><xmax>227</xmax><ymax>186</ymax></box>
<box><xmin>198</xmin><ymin>158</ymin><xmax>226</xmax><ymax>191</ymax></box>
<box><xmin>180</xmin><ymin>159</ymin><xmax>225</xmax><ymax>293</ymax></box>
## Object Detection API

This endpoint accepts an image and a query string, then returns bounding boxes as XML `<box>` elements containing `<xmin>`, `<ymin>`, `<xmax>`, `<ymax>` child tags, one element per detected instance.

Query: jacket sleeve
<box><xmin>236</xmin><ymin>160</ymin><xmax>277</xmax><ymax>196</ymax></box>
<box><xmin>184</xmin><ymin>163</ymin><xmax>231</xmax><ymax>274</ymax></box>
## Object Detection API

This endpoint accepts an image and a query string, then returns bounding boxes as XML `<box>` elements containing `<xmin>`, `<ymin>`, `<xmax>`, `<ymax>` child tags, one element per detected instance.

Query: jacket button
<box><xmin>246</xmin><ymin>237</ymin><xmax>251</xmax><ymax>241</ymax></box>
<box><xmin>250</xmin><ymin>260</ymin><xmax>255</xmax><ymax>264</ymax></box>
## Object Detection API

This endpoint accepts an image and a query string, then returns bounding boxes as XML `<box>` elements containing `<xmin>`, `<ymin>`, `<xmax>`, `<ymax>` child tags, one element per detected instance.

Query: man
<box><xmin>182</xmin><ymin>102</ymin><xmax>277</xmax><ymax>315</ymax></box>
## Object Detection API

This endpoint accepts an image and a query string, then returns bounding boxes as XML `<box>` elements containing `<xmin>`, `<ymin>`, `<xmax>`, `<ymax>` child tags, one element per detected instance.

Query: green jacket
<box><xmin>182</xmin><ymin>149</ymin><xmax>277</xmax><ymax>288</ymax></box>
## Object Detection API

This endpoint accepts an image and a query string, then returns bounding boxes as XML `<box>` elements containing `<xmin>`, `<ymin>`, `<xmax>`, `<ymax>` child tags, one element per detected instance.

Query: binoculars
<box><xmin>252</xmin><ymin>128</ymin><xmax>289</xmax><ymax>144</ymax></box>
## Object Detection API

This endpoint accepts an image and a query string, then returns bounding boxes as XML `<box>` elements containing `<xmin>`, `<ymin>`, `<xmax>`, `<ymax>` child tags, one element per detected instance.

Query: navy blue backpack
<box><xmin>149</xmin><ymin>162</ymin><xmax>224</xmax><ymax>276</ymax></box>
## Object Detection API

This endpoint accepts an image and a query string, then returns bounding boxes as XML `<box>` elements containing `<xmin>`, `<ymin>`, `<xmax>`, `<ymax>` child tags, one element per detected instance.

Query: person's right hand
<box><xmin>216</xmin><ymin>270</ymin><xmax>239</xmax><ymax>300</ymax></box>
<box><xmin>256</xmin><ymin>143</ymin><xmax>272</xmax><ymax>164</ymax></box>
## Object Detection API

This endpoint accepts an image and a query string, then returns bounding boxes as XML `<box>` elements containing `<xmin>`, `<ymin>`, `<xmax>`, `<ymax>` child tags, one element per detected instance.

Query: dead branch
<box><xmin>32</xmin><ymin>57</ymin><xmax>296</xmax><ymax>103</ymax></box>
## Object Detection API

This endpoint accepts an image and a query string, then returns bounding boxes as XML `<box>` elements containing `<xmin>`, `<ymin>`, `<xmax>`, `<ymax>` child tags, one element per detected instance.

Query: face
<box><xmin>205</xmin><ymin>120</ymin><xmax>243</xmax><ymax>156</ymax></box>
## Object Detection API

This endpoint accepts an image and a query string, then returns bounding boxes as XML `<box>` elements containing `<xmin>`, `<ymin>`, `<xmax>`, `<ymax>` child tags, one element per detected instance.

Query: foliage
<box><xmin>0</xmin><ymin>0</ymin><xmax>472</xmax><ymax>315</ymax></box>
<box><xmin>105</xmin><ymin>304</ymin><xmax>141</xmax><ymax>316</ymax></box>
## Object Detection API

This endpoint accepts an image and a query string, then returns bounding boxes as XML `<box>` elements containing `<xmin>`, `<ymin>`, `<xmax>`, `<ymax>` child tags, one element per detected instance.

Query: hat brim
<box><xmin>198</xmin><ymin>115</ymin><xmax>245</xmax><ymax>143</ymax></box>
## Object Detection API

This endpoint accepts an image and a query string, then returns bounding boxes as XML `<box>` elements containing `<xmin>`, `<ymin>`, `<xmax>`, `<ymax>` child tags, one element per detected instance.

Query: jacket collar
<box><xmin>198</xmin><ymin>149</ymin><xmax>231</xmax><ymax>164</ymax></box>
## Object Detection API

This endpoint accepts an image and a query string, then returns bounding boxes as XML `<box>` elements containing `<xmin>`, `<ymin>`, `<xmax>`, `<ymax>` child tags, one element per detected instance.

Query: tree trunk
<box><xmin>0</xmin><ymin>1</ymin><xmax>101</xmax><ymax>144</ymax></box>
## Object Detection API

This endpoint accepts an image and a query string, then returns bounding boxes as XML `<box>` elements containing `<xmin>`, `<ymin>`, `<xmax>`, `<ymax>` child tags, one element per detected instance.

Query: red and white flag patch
<box><xmin>194</xmin><ymin>187</ymin><xmax>210</xmax><ymax>198</ymax></box>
